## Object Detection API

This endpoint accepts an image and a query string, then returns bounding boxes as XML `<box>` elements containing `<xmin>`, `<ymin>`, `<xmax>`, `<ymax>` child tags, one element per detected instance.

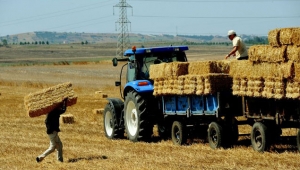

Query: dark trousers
<box><xmin>237</xmin><ymin>56</ymin><xmax>248</xmax><ymax>60</ymax></box>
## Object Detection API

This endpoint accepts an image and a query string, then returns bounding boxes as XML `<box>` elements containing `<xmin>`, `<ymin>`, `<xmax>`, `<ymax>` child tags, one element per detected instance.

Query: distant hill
<box><xmin>0</xmin><ymin>31</ymin><xmax>267</xmax><ymax>45</ymax></box>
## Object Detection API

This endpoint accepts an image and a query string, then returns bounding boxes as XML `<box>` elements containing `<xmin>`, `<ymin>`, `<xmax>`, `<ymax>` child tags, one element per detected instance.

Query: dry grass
<box><xmin>1</xmin><ymin>46</ymin><xmax>300</xmax><ymax>170</ymax></box>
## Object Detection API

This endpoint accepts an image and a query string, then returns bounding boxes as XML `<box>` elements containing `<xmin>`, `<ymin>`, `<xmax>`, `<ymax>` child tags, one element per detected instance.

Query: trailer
<box><xmin>103</xmin><ymin>45</ymin><xmax>243</xmax><ymax>149</ymax></box>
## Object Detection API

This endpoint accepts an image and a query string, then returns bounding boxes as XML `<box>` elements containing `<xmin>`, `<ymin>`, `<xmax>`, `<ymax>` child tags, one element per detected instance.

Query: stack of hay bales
<box><xmin>150</xmin><ymin>60</ymin><xmax>231</xmax><ymax>96</ymax></box>
<box><xmin>230</xmin><ymin>27</ymin><xmax>300</xmax><ymax>99</ymax></box>
<box><xmin>24</xmin><ymin>82</ymin><xmax>77</xmax><ymax>117</ymax></box>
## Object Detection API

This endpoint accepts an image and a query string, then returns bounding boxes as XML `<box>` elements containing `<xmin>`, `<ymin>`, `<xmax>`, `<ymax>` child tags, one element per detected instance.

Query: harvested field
<box><xmin>1</xmin><ymin>44</ymin><xmax>300</xmax><ymax>170</ymax></box>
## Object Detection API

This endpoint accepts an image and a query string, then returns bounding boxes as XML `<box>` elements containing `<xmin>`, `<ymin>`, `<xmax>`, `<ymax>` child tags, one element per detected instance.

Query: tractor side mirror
<box><xmin>112</xmin><ymin>58</ymin><xmax>118</xmax><ymax>67</ymax></box>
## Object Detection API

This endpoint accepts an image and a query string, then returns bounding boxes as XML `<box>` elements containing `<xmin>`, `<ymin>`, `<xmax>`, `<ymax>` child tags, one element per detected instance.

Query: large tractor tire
<box><xmin>251</xmin><ymin>122</ymin><xmax>269</xmax><ymax>152</ymax></box>
<box><xmin>124</xmin><ymin>91</ymin><xmax>153</xmax><ymax>142</ymax></box>
<box><xmin>103</xmin><ymin>103</ymin><xmax>124</xmax><ymax>139</ymax></box>
<box><xmin>207</xmin><ymin>122</ymin><xmax>224</xmax><ymax>149</ymax></box>
<box><xmin>171</xmin><ymin>121</ymin><xmax>187</xmax><ymax>145</ymax></box>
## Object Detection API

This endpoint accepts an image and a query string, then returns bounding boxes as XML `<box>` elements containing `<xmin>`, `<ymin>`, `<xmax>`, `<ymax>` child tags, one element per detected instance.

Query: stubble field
<box><xmin>0</xmin><ymin>44</ymin><xmax>300</xmax><ymax>170</ymax></box>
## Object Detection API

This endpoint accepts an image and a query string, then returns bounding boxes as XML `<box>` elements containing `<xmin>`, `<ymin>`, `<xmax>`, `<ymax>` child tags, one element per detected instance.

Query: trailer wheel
<box><xmin>297</xmin><ymin>129</ymin><xmax>300</xmax><ymax>152</ymax></box>
<box><xmin>171</xmin><ymin>121</ymin><xmax>187</xmax><ymax>145</ymax></box>
<box><xmin>251</xmin><ymin>122</ymin><xmax>269</xmax><ymax>152</ymax></box>
<box><xmin>208</xmin><ymin>122</ymin><xmax>223</xmax><ymax>149</ymax></box>
<box><xmin>103</xmin><ymin>103</ymin><xmax>124</xmax><ymax>139</ymax></box>
<box><xmin>124</xmin><ymin>91</ymin><xmax>153</xmax><ymax>142</ymax></box>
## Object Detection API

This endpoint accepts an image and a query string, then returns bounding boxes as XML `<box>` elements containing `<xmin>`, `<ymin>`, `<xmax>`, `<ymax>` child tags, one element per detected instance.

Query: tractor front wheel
<box><xmin>103</xmin><ymin>103</ymin><xmax>124</xmax><ymax>139</ymax></box>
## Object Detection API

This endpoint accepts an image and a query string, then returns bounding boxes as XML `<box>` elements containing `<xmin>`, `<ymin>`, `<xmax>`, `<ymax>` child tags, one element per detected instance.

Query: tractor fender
<box><xmin>106</xmin><ymin>98</ymin><xmax>124</xmax><ymax>126</ymax></box>
<box><xmin>124</xmin><ymin>80</ymin><xmax>154</xmax><ymax>95</ymax></box>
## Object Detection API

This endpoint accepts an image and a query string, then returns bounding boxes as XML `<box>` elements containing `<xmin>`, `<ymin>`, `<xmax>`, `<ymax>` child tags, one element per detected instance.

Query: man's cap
<box><xmin>228</xmin><ymin>30</ymin><xmax>236</xmax><ymax>36</ymax></box>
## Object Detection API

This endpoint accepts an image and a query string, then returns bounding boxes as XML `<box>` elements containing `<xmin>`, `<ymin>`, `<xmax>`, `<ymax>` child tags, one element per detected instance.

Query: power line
<box><xmin>133</xmin><ymin>15</ymin><xmax>300</xmax><ymax>19</ymax></box>
<box><xmin>0</xmin><ymin>1</ymin><xmax>114</xmax><ymax>27</ymax></box>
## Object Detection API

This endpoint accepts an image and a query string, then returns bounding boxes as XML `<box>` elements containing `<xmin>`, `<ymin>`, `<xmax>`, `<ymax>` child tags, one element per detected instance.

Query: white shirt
<box><xmin>232</xmin><ymin>36</ymin><xmax>248</xmax><ymax>59</ymax></box>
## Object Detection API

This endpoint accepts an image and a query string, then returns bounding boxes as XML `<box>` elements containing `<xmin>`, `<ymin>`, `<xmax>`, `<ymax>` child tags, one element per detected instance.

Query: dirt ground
<box><xmin>1</xmin><ymin>45</ymin><xmax>300</xmax><ymax>170</ymax></box>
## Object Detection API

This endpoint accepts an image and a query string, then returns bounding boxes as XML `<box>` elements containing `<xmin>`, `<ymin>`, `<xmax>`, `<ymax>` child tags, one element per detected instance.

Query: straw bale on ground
<box><xmin>268</xmin><ymin>29</ymin><xmax>280</xmax><ymax>47</ymax></box>
<box><xmin>60</xmin><ymin>114</ymin><xmax>74</xmax><ymax>124</ymax></box>
<box><xmin>229</xmin><ymin>60</ymin><xmax>293</xmax><ymax>78</ymax></box>
<box><xmin>24</xmin><ymin>82</ymin><xmax>77</xmax><ymax>117</ymax></box>
<box><xmin>287</xmin><ymin>45</ymin><xmax>300</xmax><ymax>62</ymax></box>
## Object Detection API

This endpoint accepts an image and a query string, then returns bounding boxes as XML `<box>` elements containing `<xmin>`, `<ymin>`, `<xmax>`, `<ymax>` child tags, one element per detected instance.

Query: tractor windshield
<box><xmin>136</xmin><ymin>51</ymin><xmax>187</xmax><ymax>80</ymax></box>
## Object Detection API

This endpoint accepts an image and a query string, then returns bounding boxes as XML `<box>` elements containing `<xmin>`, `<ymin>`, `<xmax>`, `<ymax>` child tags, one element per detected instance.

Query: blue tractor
<box><xmin>103</xmin><ymin>45</ymin><xmax>241</xmax><ymax>149</ymax></box>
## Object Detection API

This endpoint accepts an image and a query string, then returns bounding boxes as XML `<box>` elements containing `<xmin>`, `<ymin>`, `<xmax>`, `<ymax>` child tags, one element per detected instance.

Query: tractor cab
<box><xmin>119</xmin><ymin>46</ymin><xmax>188</xmax><ymax>82</ymax></box>
<box><xmin>112</xmin><ymin>45</ymin><xmax>189</xmax><ymax>98</ymax></box>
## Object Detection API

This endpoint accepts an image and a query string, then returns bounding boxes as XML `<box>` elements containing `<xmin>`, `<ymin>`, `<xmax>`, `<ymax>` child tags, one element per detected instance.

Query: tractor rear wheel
<box><xmin>124</xmin><ymin>91</ymin><xmax>153</xmax><ymax>142</ymax></box>
<box><xmin>103</xmin><ymin>103</ymin><xmax>124</xmax><ymax>139</ymax></box>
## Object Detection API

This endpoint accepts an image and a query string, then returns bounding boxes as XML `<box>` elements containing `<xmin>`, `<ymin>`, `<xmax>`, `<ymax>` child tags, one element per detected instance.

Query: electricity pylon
<box><xmin>114</xmin><ymin>0</ymin><xmax>132</xmax><ymax>58</ymax></box>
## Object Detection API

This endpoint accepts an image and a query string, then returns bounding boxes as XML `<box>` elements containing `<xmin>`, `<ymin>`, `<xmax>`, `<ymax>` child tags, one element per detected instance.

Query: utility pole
<box><xmin>114</xmin><ymin>0</ymin><xmax>132</xmax><ymax>58</ymax></box>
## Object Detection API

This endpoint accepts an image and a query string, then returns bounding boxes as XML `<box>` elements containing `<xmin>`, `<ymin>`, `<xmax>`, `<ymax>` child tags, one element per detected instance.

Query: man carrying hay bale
<box><xmin>225</xmin><ymin>30</ymin><xmax>248</xmax><ymax>60</ymax></box>
<box><xmin>36</xmin><ymin>99</ymin><xmax>67</xmax><ymax>163</ymax></box>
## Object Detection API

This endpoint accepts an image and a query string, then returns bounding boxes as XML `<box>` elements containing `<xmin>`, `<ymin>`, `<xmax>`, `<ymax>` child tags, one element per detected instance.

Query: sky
<box><xmin>0</xmin><ymin>0</ymin><xmax>299</xmax><ymax>37</ymax></box>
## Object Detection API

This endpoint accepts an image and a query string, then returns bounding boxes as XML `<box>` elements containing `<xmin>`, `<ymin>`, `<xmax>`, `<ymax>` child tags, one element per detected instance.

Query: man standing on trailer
<box><xmin>225</xmin><ymin>30</ymin><xmax>248</xmax><ymax>60</ymax></box>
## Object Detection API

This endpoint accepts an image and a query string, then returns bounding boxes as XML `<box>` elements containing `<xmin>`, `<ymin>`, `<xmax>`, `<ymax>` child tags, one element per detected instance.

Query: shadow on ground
<box><xmin>68</xmin><ymin>155</ymin><xmax>108</xmax><ymax>163</ymax></box>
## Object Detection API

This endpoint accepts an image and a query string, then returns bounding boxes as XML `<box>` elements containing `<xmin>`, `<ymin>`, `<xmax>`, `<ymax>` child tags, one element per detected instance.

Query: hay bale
<box><xmin>268</xmin><ymin>29</ymin><xmax>280</xmax><ymax>47</ymax></box>
<box><xmin>182</xmin><ymin>75</ymin><xmax>198</xmax><ymax>95</ymax></box>
<box><xmin>188</xmin><ymin>60</ymin><xmax>230</xmax><ymax>75</ymax></box>
<box><xmin>294</xmin><ymin>63</ymin><xmax>300</xmax><ymax>80</ymax></box>
<box><xmin>286</xmin><ymin>79</ymin><xmax>300</xmax><ymax>99</ymax></box>
<box><xmin>229</xmin><ymin>60</ymin><xmax>293</xmax><ymax>78</ymax></box>
<box><xmin>162</xmin><ymin>77</ymin><xmax>178</xmax><ymax>95</ymax></box>
<box><xmin>153</xmin><ymin>78</ymin><xmax>164</xmax><ymax>96</ymax></box>
<box><xmin>149</xmin><ymin>63</ymin><xmax>166</xmax><ymax>79</ymax></box>
<box><xmin>287</xmin><ymin>45</ymin><xmax>300</xmax><ymax>62</ymax></box>
<box><xmin>291</xmin><ymin>28</ymin><xmax>300</xmax><ymax>46</ymax></box>
<box><xmin>203</xmin><ymin>74</ymin><xmax>232</xmax><ymax>95</ymax></box>
<box><xmin>24</xmin><ymin>82</ymin><xmax>77</xmax><ymax>118</ymax></box>
<box><xmin>196</xmin><ymin>75</ymin><xmax>205</xmax><ymax>95</ymax></box>
<box><xmin>171</xmin><ymin>62</ymin><xmax>189</xmax><ymax>77</ymax></box>
<box><xmin>149</xmin><ymin>62</ymin><xmax>188</xmax><ymax>79</ymax></box>
<box><xmin>262</xmin><ymin>77</ymin><xmax>285</xmax><ymax>99</ymax></box>
<box><xmin>60</xmin><ymin>114</ymin><xmax>74</xmax><ymax>124</ymax></box>
<box><xmin>248</xmin><ymin>45</ymin><xmax>269</xmax><ymax>62</ymax></box>
<box><xmin>248</xmin><ymin>45</ymin><xmax>286</xmax><ymax>63</ymax></box>
<box><xmin>280</xmin><ymin>28</ymin><xmax>295</xmax><ymax>45</ymax></box>
<box><xmin>246</xmin><ymin>76</ymin><xmax>264</xmax><ymax>97</ymax></box>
